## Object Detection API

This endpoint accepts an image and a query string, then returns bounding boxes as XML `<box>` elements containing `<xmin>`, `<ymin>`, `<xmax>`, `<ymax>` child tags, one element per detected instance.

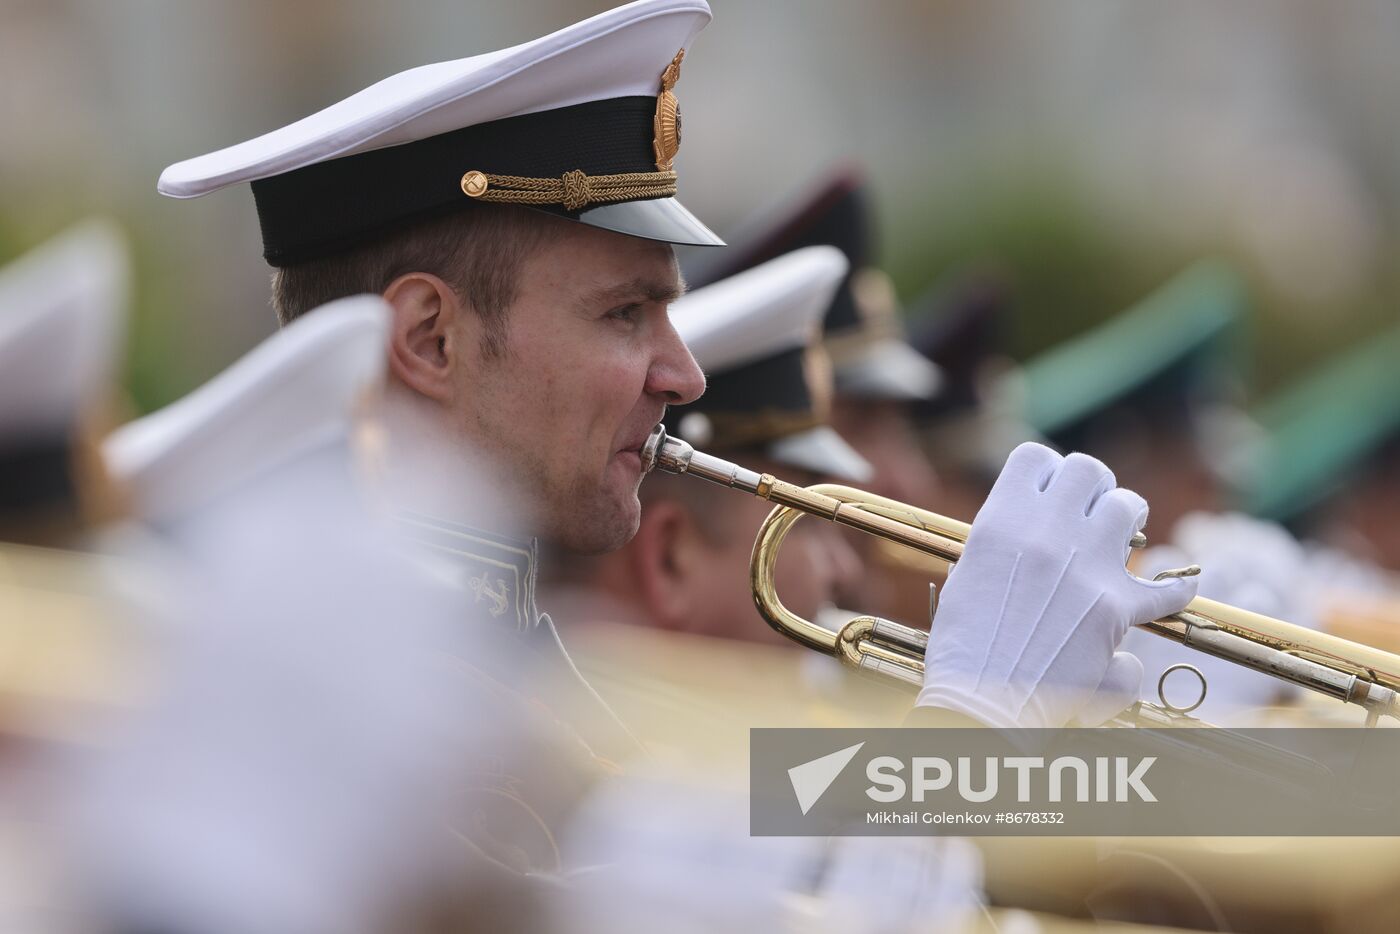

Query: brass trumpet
<box><xmin>641</xmin><ymin>426</ymin><xmax>1400</xmax><ymax>726</ymax></box>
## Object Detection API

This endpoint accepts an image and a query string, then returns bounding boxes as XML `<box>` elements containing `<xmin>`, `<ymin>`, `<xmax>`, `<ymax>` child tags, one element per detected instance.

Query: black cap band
<box><xmin>0</xmin><ymin>434</ymin><xmax>75</xmax><ymax>518</ymax></box>
<box><xmin>252</xmin><ymin>96</ymin><xmax>662</xmax><ymax>266</ymax></box>
<box><xmin>665</xmin><ymin>347</ymin><xmax>818</xmax><ymax>448</ymax></box>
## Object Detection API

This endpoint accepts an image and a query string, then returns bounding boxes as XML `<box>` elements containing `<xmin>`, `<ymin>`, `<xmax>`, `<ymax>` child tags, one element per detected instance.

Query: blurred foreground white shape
<box><xmin>552</xmin><ymin>769</ymin><xmax>984</xmax><ymax>934</ymax></box>
<box><xmin>104</xmin><ymin>294</ymin><xmax>388</xmax><ymax>528</ymax></box>
<box><xmin>62</xmin><ymin>296</ymin><xmax>499</xmax><ymax>934</ymax></box>
<box><xmin>66</xmin><ymin>464</ymin><xmax>487</xmax><ymax>934</ymax></box>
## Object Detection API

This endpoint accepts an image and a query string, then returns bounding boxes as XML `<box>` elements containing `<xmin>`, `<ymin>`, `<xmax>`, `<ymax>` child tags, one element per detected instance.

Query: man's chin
<box><xmin>548</xmin><ymin>492</ymin><xmax>640</xmax><ymax>556</ymax></box>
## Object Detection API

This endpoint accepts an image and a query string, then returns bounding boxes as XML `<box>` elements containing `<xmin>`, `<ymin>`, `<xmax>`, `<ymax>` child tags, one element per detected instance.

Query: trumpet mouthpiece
<box><xmin>640</xmin><ymin>425</ymin><xmax>690</xmax><ymax>476</ymax></box>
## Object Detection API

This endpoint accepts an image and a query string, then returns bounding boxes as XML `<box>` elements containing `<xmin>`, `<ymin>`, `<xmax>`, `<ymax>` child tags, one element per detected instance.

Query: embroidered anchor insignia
<box><xmin>468</xmin><ymin>570</ymin><xmax>511</xmax><ymax>618</ymax></box>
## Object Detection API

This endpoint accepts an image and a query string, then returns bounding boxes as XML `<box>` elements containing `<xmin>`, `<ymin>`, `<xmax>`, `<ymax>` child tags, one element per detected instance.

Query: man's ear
<box><xmin>629</xmin><ymin>500</ymin><xmax>700</xmax><ymax>632</ymax></box>
<box><xmin>383</xmin><ymin>272</ymin><xmax>464</xmax><ymax>403</ymax></box>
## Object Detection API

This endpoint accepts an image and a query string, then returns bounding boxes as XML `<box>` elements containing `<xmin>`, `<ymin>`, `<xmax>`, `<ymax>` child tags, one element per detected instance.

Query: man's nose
<box><xmin>646</xmin><ymin>319</ymin><xmax>706</xmax><ymax>404</ymax></box>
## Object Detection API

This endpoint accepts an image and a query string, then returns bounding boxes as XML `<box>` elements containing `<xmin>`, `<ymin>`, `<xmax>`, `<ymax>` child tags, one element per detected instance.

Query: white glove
<box><xmin>917</xmin><ymin>443</ymin><xmax>1199</xmax><ymax>729</ymax></box>
<box><xmin>1071</xmin><ymin>650</ymin><xmax>1147</xmax><ymax>727</ymax></box>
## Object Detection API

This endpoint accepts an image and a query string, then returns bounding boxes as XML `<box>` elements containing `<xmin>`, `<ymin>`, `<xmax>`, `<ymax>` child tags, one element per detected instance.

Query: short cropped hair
<box><xmin>271</xmin><ymin>204</ymin><xmax>560</xmax><ymax>356</ymax></box>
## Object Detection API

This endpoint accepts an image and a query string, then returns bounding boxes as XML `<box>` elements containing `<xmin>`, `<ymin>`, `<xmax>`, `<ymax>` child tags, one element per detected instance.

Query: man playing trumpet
<box><xmin>156</xmin><ymin>0</ymin><xmax>1193</xmax><ymax>789</ymax></box>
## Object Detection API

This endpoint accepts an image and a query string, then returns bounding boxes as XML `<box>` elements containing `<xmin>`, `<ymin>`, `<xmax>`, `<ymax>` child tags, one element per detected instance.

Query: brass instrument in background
<box><xmin>641</xmin><ymin>426</ymin><xmax>1400</xmax><ymax>727</ymax></box>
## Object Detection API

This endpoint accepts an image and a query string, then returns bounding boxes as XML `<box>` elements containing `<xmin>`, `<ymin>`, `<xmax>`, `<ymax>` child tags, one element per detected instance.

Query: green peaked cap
<box><xmin>1020</xmin><ymin>262</ymin><xmax>1248</xmax><ymax>440</ymax></box>
<box><xmin>1245</xmin><ymin>323</ymin><xmax>1400</xmax><ymax>522</ymax></box>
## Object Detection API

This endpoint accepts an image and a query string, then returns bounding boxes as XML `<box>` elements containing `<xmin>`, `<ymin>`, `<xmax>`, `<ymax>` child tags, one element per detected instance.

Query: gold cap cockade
<box><xmin>653</xmin><ymin>49</ymin><xmax>685</xmax><ymax>171</ymax></box>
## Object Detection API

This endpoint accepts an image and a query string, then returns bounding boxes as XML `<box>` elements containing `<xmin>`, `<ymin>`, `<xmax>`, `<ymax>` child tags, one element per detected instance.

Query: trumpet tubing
<box><xmin>641</xmin><ymin>426</ymin><xmax>1400</xmax><ymax>725</ymax></box>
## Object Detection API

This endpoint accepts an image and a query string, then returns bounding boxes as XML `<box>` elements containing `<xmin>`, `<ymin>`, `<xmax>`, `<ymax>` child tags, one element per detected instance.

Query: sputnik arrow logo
<box><xmin>788</xmin><ymin>742</ymin><xmax>865</xmax><ymax>815</ymax></box>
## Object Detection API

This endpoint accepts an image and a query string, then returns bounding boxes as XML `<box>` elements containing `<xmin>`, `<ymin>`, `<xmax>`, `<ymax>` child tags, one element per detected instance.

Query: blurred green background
<box><xmin>2</xmin><ymin>0</ymin><xmax>1397</xmax><ymax>413</ymax></box>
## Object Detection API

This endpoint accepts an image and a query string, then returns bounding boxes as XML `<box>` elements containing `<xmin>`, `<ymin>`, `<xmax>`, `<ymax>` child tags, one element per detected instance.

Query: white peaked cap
<box><xmin>834</xmin><ymin>338</ymin><xmax>944</xmax><ymax>402</ymax></box>
<box><xmin>672</xmin><ymin>246</ymin><xmax>847</xmax><ymax>371</ymax></box>
<box><xmin>104</xmin><ymin>296</ymin><xmax>389</xmax><ymax>524</ymax></box>
<box><xmin>159</xmin><ymin>0</ymin><xmax>710</xmax><ymax>196</ymax></box>
<box><xmin>669</xmin><ymin>246</ymin><xmax>873</xmax><ymax>483</ymax></box>
<box><xmin>0</xmin><ymin>220</ymin><xmax>129</xmax><ymax>439</ymax></box>
<box><xmin>158</xmin><ymin>0</ymin><xmax>720</xmax><ymax>261</ymax></box>
<box><xmin>768</xmin><ymin>426</ymin><xmax>873</xmax><ymax>484</ymax></box>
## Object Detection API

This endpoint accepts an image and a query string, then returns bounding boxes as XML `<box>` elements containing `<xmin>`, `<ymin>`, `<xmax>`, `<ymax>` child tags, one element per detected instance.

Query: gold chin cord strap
<box><xmin>460</xmin><ymin>168</ymin><xmax>677</xmax><ymax>212</ymax></box>
<box><xmin>457</xmin><ymin>49</ymin><xmax>687</xmax><ymax>214</ymax></box>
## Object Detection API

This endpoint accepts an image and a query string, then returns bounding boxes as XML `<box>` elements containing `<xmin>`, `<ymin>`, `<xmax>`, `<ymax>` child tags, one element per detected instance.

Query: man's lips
<box><xmin>614</xmin><ymin>444</ymin><xmax>645</xmax><ymax>469</ymax></box>
<box><xmin>613</xmin><ymin>428</ymin><xmax>657</xmax><ymax>477</ymax></box>
<box><xmin>612</xmin><ymin>446</ymin><xmax>643</xmax><ymax>479</ymax></box>
<box><xmin>615</xmin><ymin>420</ymin><xmax>663</xmax><ymax>456</ymax></box>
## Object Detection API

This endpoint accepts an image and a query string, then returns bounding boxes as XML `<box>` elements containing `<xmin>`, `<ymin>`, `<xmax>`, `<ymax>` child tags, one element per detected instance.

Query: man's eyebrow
<box><xmin>581</xmin><ymin>277</ymin><xmax>685</xmax><ymax>308</ymax></box>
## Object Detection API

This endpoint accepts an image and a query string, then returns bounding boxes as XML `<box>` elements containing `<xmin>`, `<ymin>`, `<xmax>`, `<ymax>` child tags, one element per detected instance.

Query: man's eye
<box><xmin>607</xmin><ymin>304</ymin><xmax>642</xmax><ymax>323</ymax></box>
